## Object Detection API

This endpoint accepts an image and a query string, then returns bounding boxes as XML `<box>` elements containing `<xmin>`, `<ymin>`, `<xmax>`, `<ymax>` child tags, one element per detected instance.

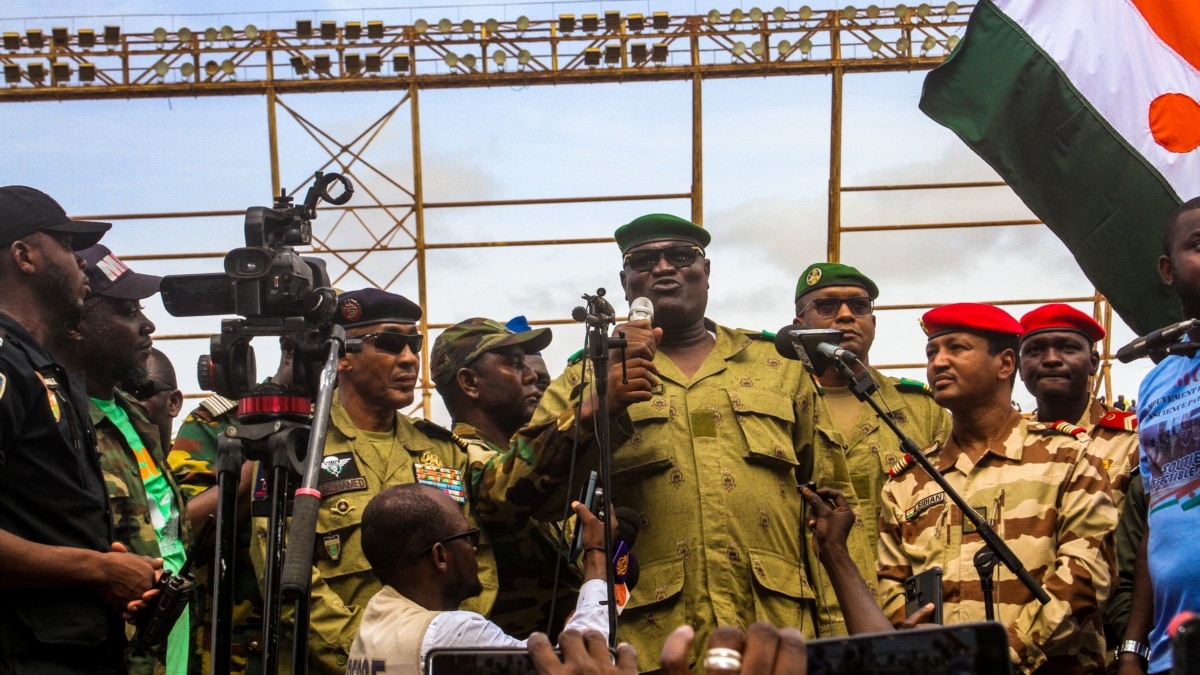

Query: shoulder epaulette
<box><xmin>199</xmin><ymin>394</ymin><xmax>237</xmax><ymax>418</ymax></box>
<box><xmin>411</xmin><ymin>416</ymin><xmax>455</xmax><ymax>441</ymax></box>
<box><xmin>895</xmin><ymin>377</ymin><xmax>935</xmax><ymax>397</ymax></box>
<box><xmin>887</xmin><ymin>453</ymin><xmax>916</xmax><ymax>478</ymax></box>
<box><xmin>1031</xmin><ymin>419</ymin><xmax>1092</xmax><ymax>442</ymax></box>
<box><xmin>1097</xmin><ymin>409</ymin><xmax>1138</xmax><ymax>432</ymax></box>
<box><xmin>741</xmin><ymin>328</ymin><xmax>774</xmax><ymax>341</ymax></box>
<box><xmin>566</xmin><ymin>348</ymin><xmax>585</xmax><ymax>365</ymax></box>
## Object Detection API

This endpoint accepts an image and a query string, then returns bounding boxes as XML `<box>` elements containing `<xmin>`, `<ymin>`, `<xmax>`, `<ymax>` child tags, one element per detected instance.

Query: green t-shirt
<box><xmin>93</xmin><ymin>397</ymin><xmax>190</xmax><ymax>674</ymax></box>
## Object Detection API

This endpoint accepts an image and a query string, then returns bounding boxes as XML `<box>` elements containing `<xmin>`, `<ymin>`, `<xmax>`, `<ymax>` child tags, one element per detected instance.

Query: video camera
<box><xmin>160</xmin><ymin>172</ymin><xmax>352</xmax><ymax>399</ymax></box>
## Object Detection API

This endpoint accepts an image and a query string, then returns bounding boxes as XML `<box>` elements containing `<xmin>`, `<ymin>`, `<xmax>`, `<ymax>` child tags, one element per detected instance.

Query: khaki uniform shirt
<box><xmin>877</xmin><ymin>417</ymin><xmax>1117</xmax><ymax>675</ymax></box>
<box><xmin>516</xmin><ymin>322</ymin><xmax>831</xmax><ymax>672</ymax></box>
<box><xmin>1075</xmin><ymin>396</ymin><xmax>1139</xmax><ymax>512</ymax></box>
<box><xmin>798</xmin><ymin>369</ymin><xmax>949</xmax><ymax>635</ymax></box>
<box><xmin>251</xmin><ymin>390</ymin><xmax>498</xmax><ymax>674</ymax></box>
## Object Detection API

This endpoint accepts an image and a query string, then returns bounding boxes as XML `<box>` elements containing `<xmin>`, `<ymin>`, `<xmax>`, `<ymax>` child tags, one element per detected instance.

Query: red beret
<box><xmin>921</xmin><ymin>303</ymin><xmax>1023</xmax><ymax>339</ymax></box>
<box><xmin>1019</xmin><ymin>303</ymin><xmax>1105</xmax><ymax>343</ymax></box>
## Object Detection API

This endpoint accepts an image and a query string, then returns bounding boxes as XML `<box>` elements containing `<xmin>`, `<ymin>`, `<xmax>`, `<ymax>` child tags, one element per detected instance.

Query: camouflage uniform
<box><xmin>493</xmin><ymin>323</ymin><xmax>831</xmax><ymax>672</ymax></box>
<box><xmin>91</xmin><ymin>390</ymin><xmax>194</xmax><ymax>675</ymax></box>
<box><xmin>453</xmin><ymin>422</ymin><xmax>582</xmax><ymax>639</ymax></box>
<box><xmin>166</xmin><ymin>394</ymin><xmax>263</xmax><ymax>675</ymax></box>
<box><xmin>1075</xmin><ymin>396</ymin><xmax>1138</xmax><ymax>512</ymax></box>
<box><xmin>798</xmin><ymin>369</ymin><xmax>949</xmax><ymax>635</ymax></box>
<box><xmin>250</xmin><ymin>390</ymin><xmax>498</xmax><ymax>675</ymax></box>
<box><xmin>877</xmin><ymin>417</ymin><xmax>1117</xmax><ymax>675</ymax></box>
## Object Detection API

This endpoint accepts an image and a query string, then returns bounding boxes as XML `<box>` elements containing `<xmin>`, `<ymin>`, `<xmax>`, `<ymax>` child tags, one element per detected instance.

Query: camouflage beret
<box><xmin>795</xmin><ymin>262</ymin><xmax>879</xmax><ymax>301</ymax></box>
<box><xmin>614</xmin><ymin>213</ymin><xmax>711</xmax><ymax>253</ymax></box>
<box><xmin>431</xmin><ymin>318</ymin><xmax>553</xmax><ymax>389</ymax></box>
<box><xmin>334</xmin><ymin>288</ymin><xmax>421</xmax><ymax>329</ymax></box>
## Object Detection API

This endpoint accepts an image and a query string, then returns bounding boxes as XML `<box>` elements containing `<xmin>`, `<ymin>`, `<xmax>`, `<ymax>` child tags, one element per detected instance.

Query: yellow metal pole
<box><xmin>266</xmin><ymin>86</ymin><xmax>281</xmax><ymax>197</ymax></box>
<box><xmin>827</xmin><ymin>65</ymin><xmax>844</xmax><ymax>261</ymax></box>
<box><xmin>410</xmin><ymin>82</ymin><xmax>432</xmax><ymax>418</ymax></box>
<box><xmin>692</xmin><ymin>73</ymin><xmax>703</xmax><ymax>226</ymax></box>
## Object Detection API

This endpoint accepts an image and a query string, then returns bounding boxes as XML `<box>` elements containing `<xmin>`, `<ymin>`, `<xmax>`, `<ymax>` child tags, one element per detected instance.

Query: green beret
<box><xmin>431</xmin><ymin>318</ymin><xmax>553</xmax><ymax>389</ymax></box>
<box><xmin>794</xmin><ymin>262</ymin><xmax>879</xmax><ymax>301</ymax></box>
<box><xmin>614</xmin><ymin>213</ymin><xmax>711</xmax><ymax>253</ymax></box>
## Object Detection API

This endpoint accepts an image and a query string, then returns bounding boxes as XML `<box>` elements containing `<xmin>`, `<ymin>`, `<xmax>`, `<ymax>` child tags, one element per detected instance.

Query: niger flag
<box><xmin>920</xmin><ymin>0</ymin><xmax>1200</xmax><ymax>335</ymax></box>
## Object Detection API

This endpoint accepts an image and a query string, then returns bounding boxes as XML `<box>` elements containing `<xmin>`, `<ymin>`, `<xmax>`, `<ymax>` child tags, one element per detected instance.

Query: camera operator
<box><xmin>348</xmin><ymin>485</ymin><xmax>610</xmax><ymax>674</ymax></box>
<box><xmin>0</xmin><ymin>186</ymin><xmax>158</xmax><ymax>673</ymax></box>
<box><xmin>58</xmin><ymin>244</ymin><xmax>194</xmax><ymax>674</ymax></box>
<box><xmin>250</xmin><ymin>288</ymin><xmax>501</xmax><ymax>674</ymax></box>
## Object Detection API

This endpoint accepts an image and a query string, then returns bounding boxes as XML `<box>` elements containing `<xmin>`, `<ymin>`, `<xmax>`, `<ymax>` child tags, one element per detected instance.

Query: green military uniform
<box><xmin>92</xmin><ymin>390</ymin><xmax>194</xmax><ymax>675</ymax></box>
<box><xmin>1104</xmin><ymin>471</ymin><xmax>1146</xmax><ymax>651</ymax></box>
<box><xmin>452</xmin><ymin>422</ymin><xmax>582</xmax><ymax>639</ymax></box>
<box><xmin>798</xmin><ymin>370</ymin><xmax>949</xmax><ymax>635</ymax></box>
<box><xmin>877</xmin><ymin>417</ymin><xmax>1118</xmax><ymax>675</ymax></box>
<box><xmin>250</xmin><ymin>390</ymin><xmax>498</xmax><ymax>674</ymax></box>
<box><xmin>505</xmin><ymin>322</ymin><xmax>836</xmax><ymax>672</ymax></box>
<box><xmin>167</xmin><ymin>394</ymin><xmax>264</xmax><ymax>675</ymax></box>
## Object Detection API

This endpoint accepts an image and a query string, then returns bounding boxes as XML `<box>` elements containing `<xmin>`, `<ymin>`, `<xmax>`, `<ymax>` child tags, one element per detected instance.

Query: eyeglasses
<box><xmin>355</xmin><ymin>331</ymin><xmax>423</xmax><ymax>355</ymax></box>
<box><xmin>799</xmin><ymin>297</ymin><xmax>874</xmax><ymax>318</ymax></box>
<box><xmin>622</xmin><ymin>245</ymin><xmax>704</xmax><ymax>273</ymax></box>
<box><xmin>127</xmin><ymin>379</ymin><xmax>176</xmax><ymax>400</ymax></box>
<box><xmin>424</xmin><ymin>527</ymin><xmax>480</xmax><ymax>555</ymax></box>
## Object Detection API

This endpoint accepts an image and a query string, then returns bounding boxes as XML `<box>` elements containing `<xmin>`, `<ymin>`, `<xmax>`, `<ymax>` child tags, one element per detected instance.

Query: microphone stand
<box><xmin>810</xmin><ymin>346</ymin><xmax>1050</xmax><ymax>619</ymax></box>
<box><xmin>572</xmin><ymin>289</ymin><xmax>625</xmax><ymax>648</ymax></box>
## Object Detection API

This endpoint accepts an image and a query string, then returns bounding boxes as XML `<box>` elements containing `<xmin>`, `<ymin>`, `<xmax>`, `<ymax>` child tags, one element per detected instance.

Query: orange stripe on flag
<box><xmin>1132</xmin><ymin>0</ymin><xmax>1200</xmax><ymax>73</ymax></box>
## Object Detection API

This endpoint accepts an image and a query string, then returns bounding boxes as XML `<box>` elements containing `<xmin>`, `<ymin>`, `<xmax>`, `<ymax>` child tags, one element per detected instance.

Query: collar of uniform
<box><xmin>88</xmin><ymin>390</ymin><xmax>159</xmax><ymax>452</ymax></box>
<box><xmin>329</xmin><ymin>388</ymin><xmax>438</xmax><ymax>454</ymax></box>
<box><xmin>0</xmin><ymin>309</ymin><xmax>56</xmax><ymax>369</ymax></box>
<box><xmin>449</xmin><ymin>421</ymin><xmax>498</xmax><ymax>450</ymax></box>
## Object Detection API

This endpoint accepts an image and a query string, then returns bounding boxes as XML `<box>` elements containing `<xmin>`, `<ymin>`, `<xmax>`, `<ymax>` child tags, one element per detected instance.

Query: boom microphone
<box><xmin>1116</xmin><ymin>319</ymin><xmax>1199</xmax><ymax>363</ymax></box>
<box><xmin>629</xmin><ymin>297</ymin><xmax>654</xmax><ymax>324</ymax></box>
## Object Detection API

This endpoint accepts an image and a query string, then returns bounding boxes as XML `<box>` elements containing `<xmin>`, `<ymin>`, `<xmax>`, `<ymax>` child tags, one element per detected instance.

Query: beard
<box><xmin>35</xmin><ymin>257</ymin><xmax>85</xmax><ymax>326</ymax></box>
<box><xmin>441</xmin><ymin>575</ymin><xmax>484</xmax><ymax>610</ymax></box>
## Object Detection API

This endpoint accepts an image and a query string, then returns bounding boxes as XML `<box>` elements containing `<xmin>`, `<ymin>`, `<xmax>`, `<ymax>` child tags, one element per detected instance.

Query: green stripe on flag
<box><xmin>919</xmin><ymin>0</ymin><xmax>1181</xmax><ymax>335</ymax></box>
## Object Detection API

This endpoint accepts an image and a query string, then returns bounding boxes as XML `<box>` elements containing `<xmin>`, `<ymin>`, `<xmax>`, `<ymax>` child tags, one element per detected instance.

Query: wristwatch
<box><xmin>1117</xmin><ymin>640</ymin><xmax>1150</xmax><ymax>661</ymax></box>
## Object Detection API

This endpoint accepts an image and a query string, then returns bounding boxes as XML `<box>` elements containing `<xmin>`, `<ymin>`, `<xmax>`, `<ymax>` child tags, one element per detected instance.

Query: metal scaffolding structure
<box><xmin>0</xmin><ymin>3</ymin><xmax>1118</xmax><ymax>411</ymax></box>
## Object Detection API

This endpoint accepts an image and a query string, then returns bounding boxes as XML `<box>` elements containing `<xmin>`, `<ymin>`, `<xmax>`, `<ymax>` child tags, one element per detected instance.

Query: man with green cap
<box><xmin>792</xmin><ymin>262</ymin><xmax>949</xmax><ymax>635</ymax></box>
<box><xmin>431</xmin><ymin>318</ymin><xmax>581</xmax><ymax>638</ymax></box>
<box><xmin>480</xmin><ymin>213</ymin><xmax>829</xmax><ymax>672</ymax></box>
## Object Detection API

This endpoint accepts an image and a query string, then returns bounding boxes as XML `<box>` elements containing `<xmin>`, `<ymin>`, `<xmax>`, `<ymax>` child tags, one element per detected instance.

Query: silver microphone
<box><xmin>629</xmin><ymin>297</ymin><xmax>654</xmax><ymax>323</ymax></box>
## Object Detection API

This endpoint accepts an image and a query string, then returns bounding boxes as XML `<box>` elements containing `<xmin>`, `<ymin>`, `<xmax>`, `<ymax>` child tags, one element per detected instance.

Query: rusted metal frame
<box><xmin>842</xmin><ymin>219</ymin><xmax>1043</xmax><ymax>232</ymax></box>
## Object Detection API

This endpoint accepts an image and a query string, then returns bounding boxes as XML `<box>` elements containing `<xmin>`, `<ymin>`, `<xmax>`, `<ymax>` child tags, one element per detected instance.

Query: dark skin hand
<box><xmin>528</xmin><ymin>629</ymin><xmax>638</xmax><ymax>674</ymax></box>
<box><xmin>801</xmin><ymin>487</ymin><xmax>934</xmax><ymax>633</ymax></box>
<box><xmin>577</xmin><ymin>319</ymin><xmax>662</xmax><ymax>428</ymax></box>
<box><xmin>1117</xmin><ymin>534</ymin><xmax>1153</xmax><ymax>675</ymax></box>
<box><xmin>660</xmin><ymin>622</ymin><xmax>807</xmax><ymax>675</ymax></box>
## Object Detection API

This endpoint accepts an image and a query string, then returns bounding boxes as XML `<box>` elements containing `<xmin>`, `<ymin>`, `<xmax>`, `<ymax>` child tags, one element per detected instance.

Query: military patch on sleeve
<box><xmin>1098</xmin><ymin>409</ymin><xmax>1138</xmax><ymax>432</ymax></box>
<box><xmin>414</xmin><ymin>463</ymin><xmax>466</xmax><ymax>503</ymax></box>
<box><xmin>905</xmin><ymin>491</ymin><xmax>944</xmax><ymax>521</ymax></box>
<box><xmin>317</xmin><ymin>452</ymin><xmax>368</xmax><ymax>497</ymax></box>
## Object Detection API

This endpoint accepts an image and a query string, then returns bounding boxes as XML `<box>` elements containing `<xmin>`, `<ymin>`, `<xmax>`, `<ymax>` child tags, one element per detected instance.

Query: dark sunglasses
<box><xmin>127</xmin><ymin>379</ymin><xmax>176</xmax><ymax>400</ymax></box>
<box><xmin>424</xmin><ymin>527</ymin><xmax>480</xmax><ymax>555</ymax></box>
<box><xmin>799</xmin><ymin>297</ymin><xmax>874</xmax><ymax>318</ymax></box>
<box><xmin>622</xmin><ymin>245</ymin><xmax>704</xmax><ymax>273</ymax></box>
<box><xmin>352</xmin><ymin>331</ymin><xmax>423</xmax><ymax>355</ymax></box>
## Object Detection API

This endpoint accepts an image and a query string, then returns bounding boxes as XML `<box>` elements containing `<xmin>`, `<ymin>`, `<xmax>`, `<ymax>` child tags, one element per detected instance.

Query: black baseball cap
<box><xmin>0</xmin><ymin>185</ymin><xmax>111</xmax><ymax>250</ymax></box>
<box><xmin>79</xmin><ymin>244</ymin><xmax>162</xmax><ymax>300</ymax></box>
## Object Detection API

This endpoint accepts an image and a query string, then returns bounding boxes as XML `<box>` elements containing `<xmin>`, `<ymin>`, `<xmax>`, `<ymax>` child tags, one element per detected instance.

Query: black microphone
<box><xmin>628</xmin><ymin>297</ymin><xmax>654</xmax><ymax>324</ymax></box>
<box><xmin>1116</xmin><ymin>319</ymin><xmax>1199</xmax><ymax>363</ymax></box>
<box><xmin>774</xmin><ymin>326</ymin><xmax>848</xmax><ymax>375</ymax></box>
<box><xmin>614</xmin><ymin>506</ymin><xmax>640</xmax><ymax>591</ymax></box>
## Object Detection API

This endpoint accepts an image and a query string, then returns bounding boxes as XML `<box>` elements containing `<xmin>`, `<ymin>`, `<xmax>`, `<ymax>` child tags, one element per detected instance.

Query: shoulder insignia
<box><xmin>411</xmin><ymin>416</ymin><xmax>455</xmax><ymax>441</ymax></box>
<box><xmin>199</xmin><ymin>394</ymin><xmax>238</xmax><ymax>418</ymax></box>
<box><xmin>896</xmin><ymin>377</ymin><xmax>934</xmax><ymax>396</ymax></box>
<box><xmin>1041</xmin><ymin>420</ymin><xmax>1091</xmax><ymax>442</ymax></box>
<box><xmin>887</xmin><ymin>453</ymin><xmax>916</xmax><ymax>478</ymax></box>
<box><xmin>1097</xmin><ymin>409</ymin><xmax>1138</xmax><ymax>432</ymax></box>
<box><xmin>566</xmin><ymin>348</ymin><xmax>585</xmax><ymax>365</ymax></box>
<box><xmin>739</xmin><ymin>328</ymin><xmax>774</xmax><ymax>341</ymax></box>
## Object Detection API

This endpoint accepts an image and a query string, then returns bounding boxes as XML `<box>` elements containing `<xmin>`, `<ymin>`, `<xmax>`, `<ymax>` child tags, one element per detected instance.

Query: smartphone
<box><xmin>426</xmin><ymin>647</ymin><xmax>615</xmax><ymax>674</ymax></box>
<box><xmin>569</xmin><ymin>471</ymin><xmax>600</xmax><ymax>559</ymax></box>
<box><xmin>904</xmin><ymin>566</ymin><xmax>944</xmax><ymax>625</ymax></box>
<box><xmin>807</xmin><ymin>621</ymin><xmax>1009</xmax><ymax>675</ymax></box>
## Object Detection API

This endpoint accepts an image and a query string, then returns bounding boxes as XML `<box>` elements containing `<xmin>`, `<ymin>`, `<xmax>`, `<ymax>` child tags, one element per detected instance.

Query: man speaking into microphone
<box><xmin>789</xmin><ymin>262</ymin><xmax>949</xmax><ymax>636</ymax></box>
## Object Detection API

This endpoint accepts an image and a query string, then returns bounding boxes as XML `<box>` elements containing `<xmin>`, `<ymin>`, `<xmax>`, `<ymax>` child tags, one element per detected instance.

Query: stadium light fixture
<box><xmin>51</xmin><ymin>27</ymin><xmax>69</xmax><ymax>48</ymax></box>
<box><xmin>314</xmin><ymin>53</ymin><xmax>331</xmax><ymax>74</ymax></box>
<box><xmin>392</xmin><ymin>53</ymin><xmax>410</xmax><ymax>72</ymax></box>
<box><xmin>27</xmin><ymin>29</ymin><xmax>45</xmax><ymax>50</ymax></box>
<box><xmin>345</xmin><ymin>22</ymin><xmax>362</xmax><ymax>41</ymax></box>
<box><xmin>605</xmin><ymin>11</ymin><xmax>621</xmax><ymax>31</ymax></box>
<box><xmin>652</xmin><ymin>42</ymin><xmax>668</xmax><ymax>63</ymax></box>
<box><xmin>629</xmin><ymin>14</ymin><xmax>646</xmax><ymax>31</ymax></box>
<box><xmin>5</xmin><ymin>64</ymin><xmax>21</xmax><ymax>83</ymax></box>
<box><xmin>559</xmin><ymin>15</ymin><xmax>576</xmax><ymax>33</ymax></box>
<box><xmin>3</xmin><ymin>33</ymin><xmax>20</xmax><ymax>51</ymax></box>
<box><xmin>345</xmin><ymin>52</ymin><xmax>362</xmax><ymax>74</ymax></box>
<box><xmin>104</xmin><ymin>26</ymin><xmax>121</xmax><ymax>46</ymax></box>
<box><xmin>582</xmin><ymin>14</ymin><xmax>599</xmax><ymax>33</ymax></box>
<box><xmin>652</xmin><ymin>12</ymin><xmax>670</xmax><ymax>30</ymax></box>
<box><xmin>79</xmin><ymin>62</ymin><xmax>96</xmax><ymax>81</ymax></box>
<box><xmin>365</xmin><ymin>53</ymin><xmax>381</xmax><ymax>73</ymax></box>
<box><xmin>296</xmin><ymin>20</ymin><xmax>313</xmax><ymax>40</ymax></box>
<box><xmin>367</xmin><ymin>21</ymin><xmax>384</xmax><ymax>40</ymax></box>
<box><xmin>51</xmin><ymin>61</ymin><xmax>70</xmax><ymax>84</ymax></box>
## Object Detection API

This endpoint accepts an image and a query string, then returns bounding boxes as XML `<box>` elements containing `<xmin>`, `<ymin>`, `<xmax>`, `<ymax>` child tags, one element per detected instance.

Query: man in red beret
<box><xmin>1018</xmin><ymin>304</ymin><xmax>1137</xmax><ymax>510</ymax></box>
<box><xmin>877</xmin><ymin>303</ymin><xmax>1117</xmax><ymax>675</ymax></box>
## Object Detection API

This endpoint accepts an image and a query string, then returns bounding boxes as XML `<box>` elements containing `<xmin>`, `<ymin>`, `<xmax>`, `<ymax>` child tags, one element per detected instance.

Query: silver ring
<box><xmin>703</xmin><ymin>647</ymin><xmax>742</xmax><ymax>672</ymax></box>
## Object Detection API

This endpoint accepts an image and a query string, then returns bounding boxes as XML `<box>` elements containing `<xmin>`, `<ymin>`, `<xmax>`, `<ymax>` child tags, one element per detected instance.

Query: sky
<box><xmin>1</xmin><ymin>0</ymin><xmax>1157</xmax><ymax>426</ymax></box>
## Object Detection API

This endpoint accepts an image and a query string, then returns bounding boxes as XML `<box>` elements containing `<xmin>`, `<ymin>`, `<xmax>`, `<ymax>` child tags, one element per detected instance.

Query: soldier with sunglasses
<box><xmin>791</xmin><ymin>262</ymin><xmax>949</xmax><ymax>636</ymax></box>
<box><xmin>248</xmin><ymin>288</ymin><xmax>509</xmax><ymax>674</ymax></box>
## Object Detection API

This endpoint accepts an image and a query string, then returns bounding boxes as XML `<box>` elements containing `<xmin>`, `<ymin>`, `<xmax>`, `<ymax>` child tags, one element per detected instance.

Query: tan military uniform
<box><xmin>517</xmin><ymin>322</ymin><xmax>832</xmax><ymax>672</ymax></box>
<box><xmin>877</xmin><ymin>416</ymin><xmax>1117</xmax><ymax>675</ymax></box>
<box><xmin>798</xmin><ymin>369</ymin><xmax>949</xmax><ymax>635</ymax></box>
<box><xmin>1075</xmin><ymin>396</ymin><xmax>1138</xmax><ymax>512</ymax></box>
<box><xmin>251</xmin><ymin>391</ymin><xmax>498</xmax><ymax>674</ymax></box>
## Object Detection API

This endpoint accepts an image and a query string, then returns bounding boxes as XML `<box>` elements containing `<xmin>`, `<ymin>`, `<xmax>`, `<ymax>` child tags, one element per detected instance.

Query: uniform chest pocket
<box><xmin>728</xmin><ymin>389</ymin><xmax>799</xmax><ymax>468</ymax></box>
<box><xmin>612</xmin><ymin>398</ymin><xmax>675</xmax><ymax>475</ymax></box>
<box><xmin>312</xmin><ymin>488</ymin><xmax>375</xmax><ymax>577</ymax></box>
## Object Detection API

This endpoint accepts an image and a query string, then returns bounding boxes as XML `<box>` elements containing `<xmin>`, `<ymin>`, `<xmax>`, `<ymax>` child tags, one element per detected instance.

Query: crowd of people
<box><xmin>1</xmin><ymin>184</ymin><xmax>1196</xmax><ymax>675</ymax></box>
